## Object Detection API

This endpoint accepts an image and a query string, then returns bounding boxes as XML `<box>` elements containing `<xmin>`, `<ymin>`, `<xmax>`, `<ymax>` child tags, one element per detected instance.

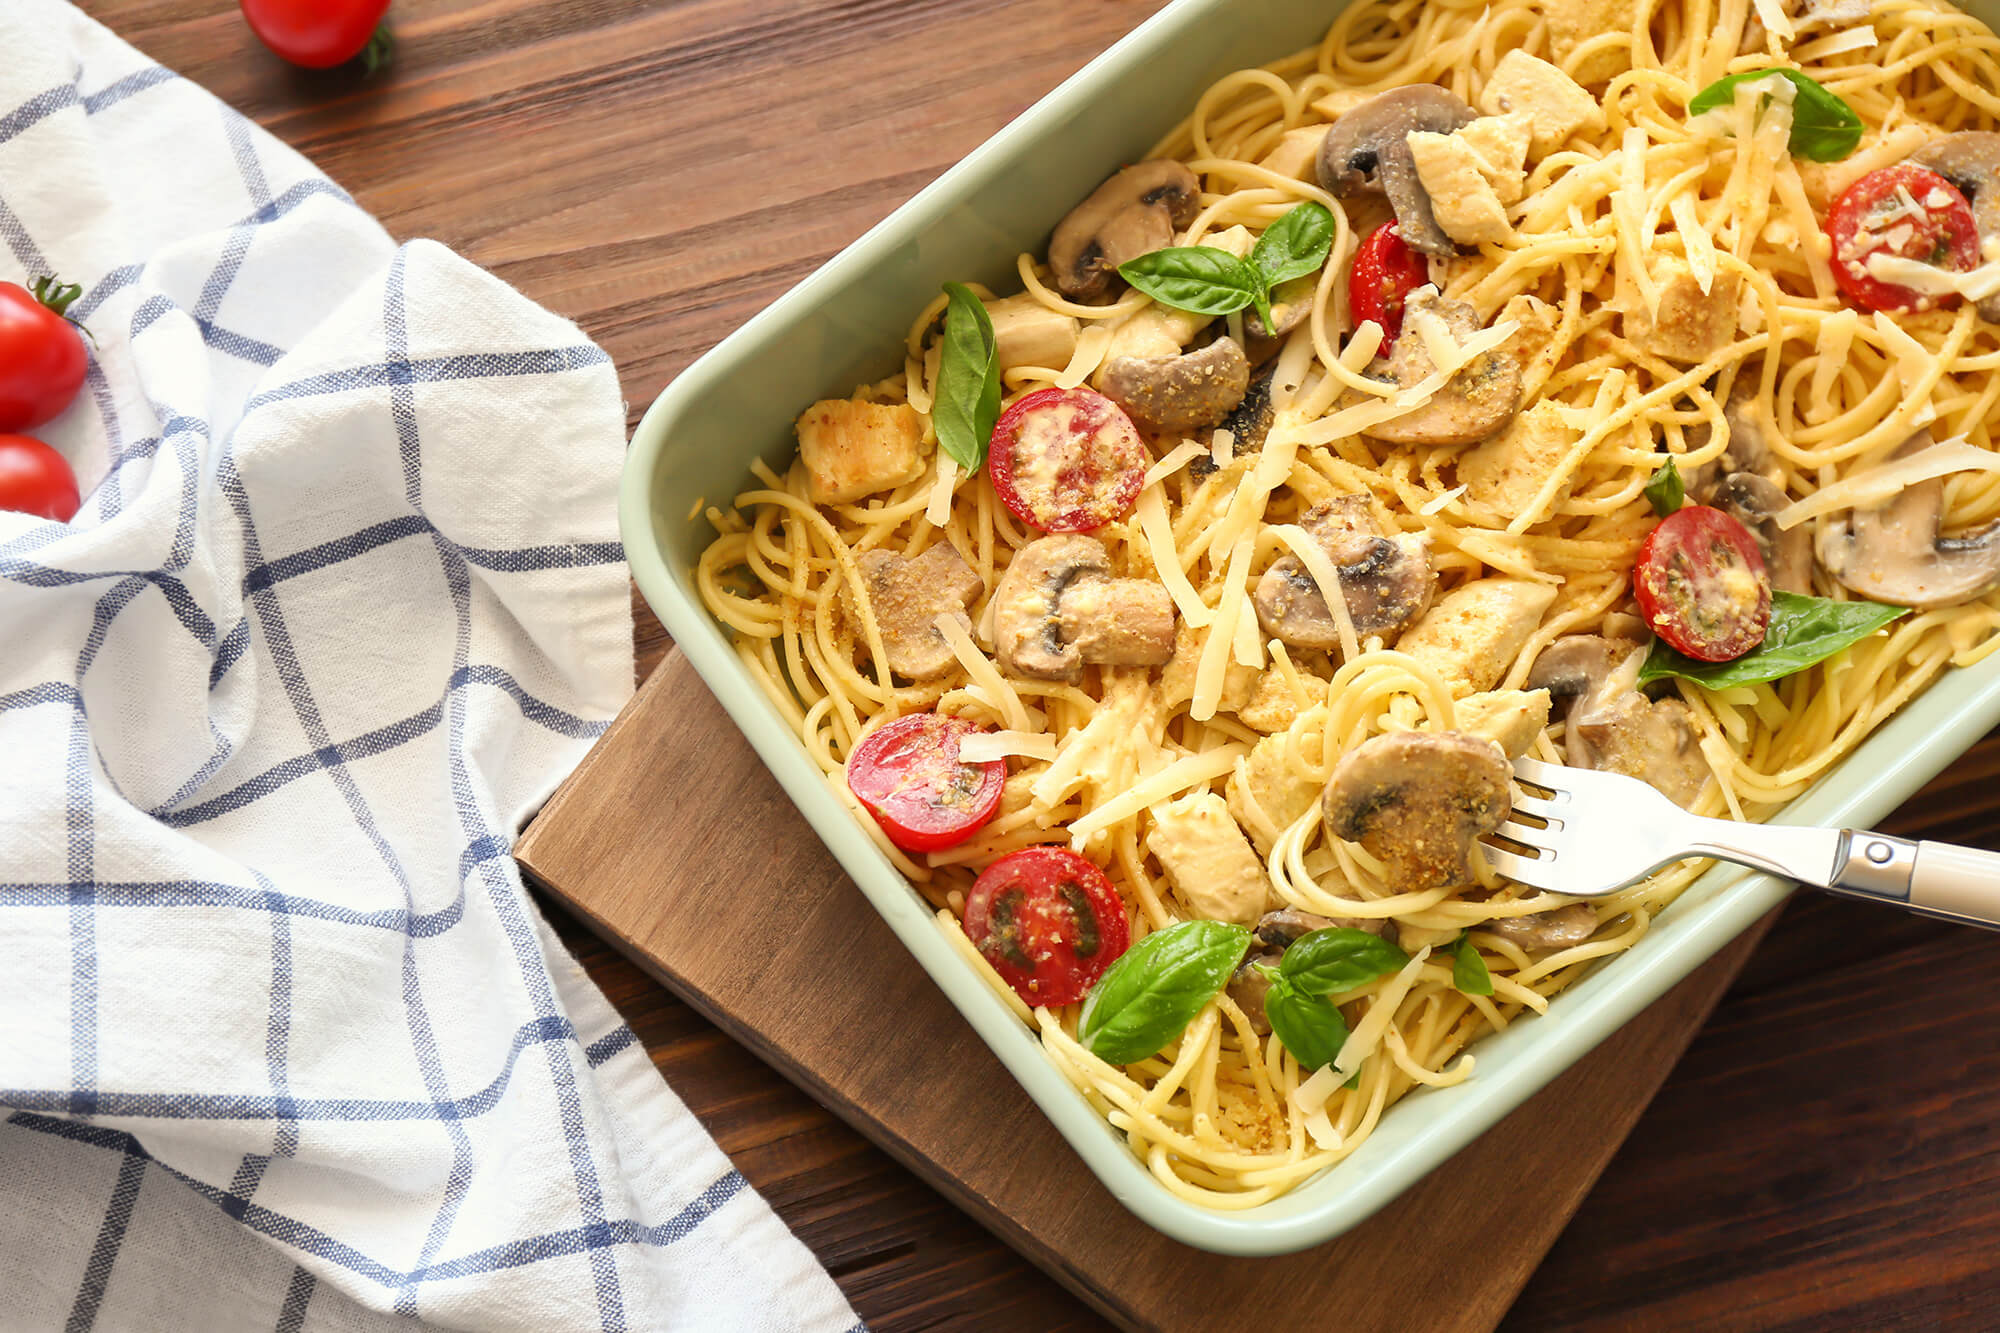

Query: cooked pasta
<box><xmin>697</xmin><ymin>0</ymin><xmax>2000</xmax><ymax>1208</ymax></box>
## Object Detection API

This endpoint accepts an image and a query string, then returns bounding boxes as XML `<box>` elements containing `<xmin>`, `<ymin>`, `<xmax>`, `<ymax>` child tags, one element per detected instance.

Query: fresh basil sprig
<box><xmin>1644</xmin><ymin>456</ymin><xmax>1685</xmax><ymax>518</ymax></box>
<box><xmin>1638</xmin><ymin>590</ymin><xmax>1907</xmax><ymax>689</ymax></box>
<box><xmin>1260</xmin><ymin>967</ymin><xmax>1349</xmax><ymax>1072</ymax></box>
<box><xmin>1275</xmin><ymin>927</ymin><xmax>1409</xmax><ymax>999</ymax></box>
<box><xmin>1078</xmin><ymin>920</ymin><xmax>1249</xmax><ymax>1065</ymax></box>
<box><xmin>1452</xmin><ymin>934</ymin><xmax>1494</xmax><ymax>997</ymax></box>
<box><xmin>1118</xmin><ymin>201</ymin><xmax>1336</xmax><ymax>329</ymax></box>
<box><xmin>933</xmin><ymin>282</ymin><xmax>1001</xmax><ymax>473</ymax></box>
<box><xmin>1688</xmin><ymin>69</ymin><xmax>1862</xmax><ymax>163</ymax></box>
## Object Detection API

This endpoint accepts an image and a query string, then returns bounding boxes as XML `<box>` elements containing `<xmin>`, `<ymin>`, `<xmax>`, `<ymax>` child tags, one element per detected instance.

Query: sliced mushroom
<box><xmin>845</xmin><ymin>544</ymin><xmax>984</xmax><ymax>679</ymax></box>
<box><xmin>1253</xmin><ymin>496</ymin><xmax>1436</xmax><ymax>651</ymax></box>
<box><xmin>1815</xmin><ymin>432</ymin><xmax>2000</xmax><ymax>608</ymax></box>
<box><xmin>1909</xmin><ymin>132</ymin><xmax>2000</xmax><ymax>321</ymax></box>
<box><xmin>1316</xmin><ymin>85</ymin><xmax>1477</xmax><ymax>257</ymax></box>
<box><xmin>1481</xmin><ymin>903</ymin><xmax>1597</xmax><ymax>951</ymax></box>
<box><xmin>1713</xmin><ymin>473</ymin><xmax>1813</xmax><ymax>594</ymax></box>
<box><xmin>992</xmin><ymin>535</ymin><xmax>1176</xmax><ymax>682</ymax></box>
<box><xmin>1684</xmin><ymin>393</ymin><xmax>1776</xmax><ymax>498</ymax></box>
<box><xmin>1245</xmin><ymin>272</ymin><xmax>1318</xmax><ymax>356</ymax></box>
<box><xmin>1322</xmin><ymin>730</ymin><xmax>1512</xmax><ymax>891</ymax></box>
<box><xmin>1099</xmin><ymin>337</ymin><xmax>1251</xmax><ymax>435</ymax></box>
<box><xmin>1361</xmin><ymin>289</ymin><xmax>1525</xmax><ymax>447</ymax></box>
<box><xmin>1225</xmin><ymin>951</ymin><xmax>1282</xmax><ymax>1033</ymax></box>
<box><xmin>1194</xmin><ymin>369</ymin><xmax>1276</xmax><ymax>480</ymax></box>
<box><xmin>1527</xmin><ymin>635</ymin><xmax>1708</xmax><ymax>808</ymax></box>
<box><xmin>1049</xmin><ymin>160</ymin><xmax>1202</xmax><ymax>300</ymax></box>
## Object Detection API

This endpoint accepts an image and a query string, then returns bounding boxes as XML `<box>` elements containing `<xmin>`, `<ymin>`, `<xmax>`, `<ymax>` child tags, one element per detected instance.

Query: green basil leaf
<box><xmin>934</xmin><ymin>282</ymin><xmax>1001</xmax><ymax>473</ymax></box>
<box><xmin>1078</xmin><ymin>920</ymin><xmax>1250</xmax><ymax>1065</ymax></box>
<box><xmin>1118</xmin><ymin>247</ymin><xmax>1263</xmax><ymax>318</ymax></box>
<box><xmin>1452</xmin><ymin>934</ymin><xmax>1494</xmax><ymax>997</ymax></box>
<box><xmin>1263</xmin><ymin>975</ymin><xmax>1349</xmax><ymax>1071</ymax></box>
<box><xmin>1278</xmin><ymin>927</ymin><xmax>1409</xmax><ymax>999</ymax></box>
<box><xmin>1248</xmin><ymin>202</ymin><xmax>1337</xmax><ymax>290</ymax></box>
<box><xmin>1688</xmin><ymin>69</ymin><xmax>1862</xmax><ymax>163</ymax></box>
<box><xmin>1644</xmin><ymin>456</ymin><xmax>1684</xmax><ymax>518</ymax></box>
<box><xmin>1638</xmin><ymin>590</ymin><xmax>1908</xmax><ymax>689</ymax></box>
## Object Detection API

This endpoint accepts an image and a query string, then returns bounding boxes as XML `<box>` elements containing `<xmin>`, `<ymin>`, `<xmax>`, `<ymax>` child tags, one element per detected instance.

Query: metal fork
<box><xmin>1485</xmin><ymin>756</ymin><xmax>2000</xmax><ymax>930</ymax></box>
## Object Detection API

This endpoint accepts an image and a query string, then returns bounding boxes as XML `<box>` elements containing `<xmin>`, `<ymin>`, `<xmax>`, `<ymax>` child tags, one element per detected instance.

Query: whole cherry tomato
<box><xmin>1634</xmin><ymin>505</ymin><xmax>1771</xmax><ymax>662</ymax></box>
<box><xmin>964</xmin><ymin>846</ymin><xmax>1131</xmax><ymax>1007</ymax></box>
<box><xmin>846</xmin><ymin>712</ymin><xmax>1006</xmax><ymax>852</ymax></box>
<box><xmin>1348</xmin><ymin>222</ymin><xmax>1428</xmax><ymax>352</ymax></box>
<box><xmin>1826</xmin><ymin>164</ymin><xmax>1981</xmax><ymax>315</ymax></box>
<box><xmin>987</xmin><ymin>386</ymin><xmax>1148</xmax><ymax>534</ymax></box>
<box><xmin>0</xmin><ymin>435</ymin><xmax>81</xmax><ymax>522</ymax></box>
<box><xmin>0</xmin><ymin>277</ymin><xmax>88</xmax><ymax>433</ymax></box>
<box><xmin>240</xmin><ymin>0</ymin><xmax>394</xmax><ymax>72</ymax></box>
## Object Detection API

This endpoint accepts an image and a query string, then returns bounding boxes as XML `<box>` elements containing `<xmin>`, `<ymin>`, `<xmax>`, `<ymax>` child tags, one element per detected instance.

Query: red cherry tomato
<box><xmin>0</xmin><ymin>279</ymin><xmax>88</xmax><ymax>433</ymax></box>
<box><xmin>987</xmin><ymin>387</ymin><xmax>1147</xmax><ymax>533</ymax></box>
<box><xmin>964</xmin><ymin>846</ymin><xmax>1131</xmax><ymax>1007</ymax></box>
<box><xmin>1634</xmin><ymin>505</ymin><xmax>1771</xmax><ymax>662</ymax></box>
<box><xmin>846</xmin><ymin>712</ymin><xmax>1005</xmax><ymax>853</ymax></box>
<box><xmin>240</xmin><ymin>0</ymin><xmax>393</xmax><ymax>71</ymax></box>
<box><xmin>1827</xmin><ymin>165</ymin><xmax>1980</xmax><ymax>315</ymax></box>
<box><xmin>0</xmin><ymin>435</ymin><xmax>81</xmax><ymax>522</ymax></box>
<box><xmin>1348</xmin><ymin>223</ymin><xmax>1428</xmax><ymax>352</ymax></box>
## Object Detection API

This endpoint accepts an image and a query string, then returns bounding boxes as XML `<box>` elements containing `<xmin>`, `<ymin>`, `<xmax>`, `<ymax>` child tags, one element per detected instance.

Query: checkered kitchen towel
<box><xmin>0</xmin><ymin>3</ymin><xmax>860</xmax><ymax>1329</ymax></box>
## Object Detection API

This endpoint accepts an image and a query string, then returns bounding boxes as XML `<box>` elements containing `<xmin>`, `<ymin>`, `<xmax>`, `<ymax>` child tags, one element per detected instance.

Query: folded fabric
<box><xmin>0</xmin><ymin>4</ymin><xmax>860</xmax><ymax>1329</ymax></box>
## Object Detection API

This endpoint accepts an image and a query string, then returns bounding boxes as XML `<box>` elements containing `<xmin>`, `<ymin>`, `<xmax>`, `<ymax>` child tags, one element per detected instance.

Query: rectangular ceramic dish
<box><xmin>620</xmin><ymin>0</ymin><xmax>2000</xmax><ymax>1255</ymax></box>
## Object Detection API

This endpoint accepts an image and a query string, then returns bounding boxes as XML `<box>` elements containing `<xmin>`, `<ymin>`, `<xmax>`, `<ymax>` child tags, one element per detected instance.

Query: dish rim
<box><xmin>618</xmin><ymin>0</ymin><xmax>2000</xmax><ymax>1254</ymax></box>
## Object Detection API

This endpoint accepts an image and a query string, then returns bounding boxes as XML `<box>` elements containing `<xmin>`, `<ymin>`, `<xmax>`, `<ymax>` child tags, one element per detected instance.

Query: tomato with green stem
<box><xmin>0</xmin><ymin>277</ymin><xmax>89</xmax><ymax>433</ymax></box>
<box><xmin>240</xmin><ymin>0</ymin><xmax>394</xmax><ymax>73</ymax></box>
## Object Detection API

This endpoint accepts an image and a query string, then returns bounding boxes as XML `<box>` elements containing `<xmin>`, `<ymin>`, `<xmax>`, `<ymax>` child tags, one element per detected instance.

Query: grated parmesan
<box><xmin>1066</xmin><ymin>744</ymin><xmax>1247</xmax><ymax>849</ymax></box>
<box><xmin>1134</xmin><ymin>486</ymin><xmax>1213</xmax><ymax>628</ymax></box>
<box><xmin>925</xmin><ymin>456</ymin><xmax>958</xmax><ymax>526</ymax></box>
<box><xmin>1773</xmin><ymin>436</ymin><xmax>1988</xmax><ymax>529</ymax></box>
<box><xmin>935</xmin><ymin>612</ymin><xmax>1033</xmax><ymax>732</ymax></box>
<box><xmin>1143</xmin><ymin>439</ymin><xmax>1208</xmax><ymax>488</ymax></box>
<box><xmin>958</xmin><ymin>730</ymin><xmax>1060</xmax><ymax>763</ymax></box>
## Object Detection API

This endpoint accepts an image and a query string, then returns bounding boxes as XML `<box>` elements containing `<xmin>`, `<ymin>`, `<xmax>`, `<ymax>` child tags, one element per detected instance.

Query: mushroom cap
<box><xmin>992</xmin><ymin>535</ymin><xmax>1111</xmax><ymax>681</ymax></box>
<box><xmin>1912</xmin><ymin>133</ymin><xmax>2000</xmax><ymax>322</ymax></box>
<box><xmin>1713</xmin><ymin>473</ymin><xmax>1813</xmax><ymax>594</ymax></box>
<box><xmin>1569</xmin><ymin>693</ymin><xmax>1708</xmax><ymax>809</ymax></box>
<box><xmin>1316</xmin><ymin>86</ymin><xmax>1476</xmax><ymax>257</ymax></box>
<box><xmin>1815</xmin><ymin>432</ymin><xmax>2000</xmax><ymax>609</ymax></box>
<box><xmin>1049</xmin><ymin>160</ymin><xmax>1202</xmax><ymax>300</ymax></box>
<box><xmin>1481</xmin><ymin>903</ymin><xmax>1597</xmax><ymax>951</ymax></box>
<box><xmin>1524</xmin><ymin>634</ymin><xmax>1624</xmax><ymax>701</ymax></box>
<box><xmin>1685</xmin><ymin>392</ymin><xmax>1774</xmax><ymax>498</ymax></box>
<box><xmin>1362</xmin><ymin>290</ymin><xmax>1524</xmax><ymax>446</ymax></box>
<box><xmin>1098</xmin><ymin>337</ymin><xmax>1251</xmax><ymax>435</ymax></box>
<box><xmin>1322</xmin><ymin>730</ymin><xmax>1512</xmax><ymax>891</ymax></box>
<box><xmin>1253</xmin><ymin>497</ymin><xmax>1436</xmax><ymax>650</ymax></box>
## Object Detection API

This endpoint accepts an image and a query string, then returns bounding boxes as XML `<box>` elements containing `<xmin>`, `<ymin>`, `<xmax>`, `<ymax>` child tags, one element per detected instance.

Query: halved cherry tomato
<box><xmin>0</xmin><ymin>278</ymin><xmax>88</xmax><ymax>433</ymax></box>
<box><xmin>0</xmin><ymin>435</ymin><xmax>80</xmax><ymax>521</ymax></box>
<box><xmin>1634</xmin><ymin>505</ymin><xmax>1771</xmax><ymax>662</ymax></box>
<box><xmin>964</xmin><ymin>846</ymin><xmax>1130</xmax><ymax>1007</ymax></box>
<box><xmin>1827</xmin><ymin>165</ymin><xmax>1981</xmax><ymax>314</ymax></box>
<box><xmin>846</xmin><ymin>712</ymin><xmax>1005</xmax><ymax>853</ymax></box>
<box><xmin>1348</xmin><ymin>222</ymin><xmax>1428</xmax><ymax>352</ymax></box>
<box><xmin>987</xmin><ymin>386</ymin><xmax>1147</xmax><ymax>533</ymax></box>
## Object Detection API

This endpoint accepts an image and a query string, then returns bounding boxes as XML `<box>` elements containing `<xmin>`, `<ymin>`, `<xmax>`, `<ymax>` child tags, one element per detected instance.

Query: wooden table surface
<box><xmin>95</xmin><ymin>1</ymin><xmax>2000</xmax><ymax>1328</ymax></box>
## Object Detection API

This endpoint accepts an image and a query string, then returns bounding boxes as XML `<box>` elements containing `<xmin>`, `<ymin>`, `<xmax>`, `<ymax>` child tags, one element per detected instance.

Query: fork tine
<box><xmin>1510</xmin><ymin>755</ymin><xmax>1567</xmax><ymax>789</ymax></box>
<box><xmin>1495</xmin><ymin>817</ymin><xmax>1557</xmax><ymax>846</ymax></box>
<box><xmin>1508</xmin><ymin>788</ymin><xmax>1564</xmax><ymax>818</ymax></box>
<box><xmin>1481</xmin><ymin>842</ymin><xmax>1559</xmax><ymax>890</ymax></box>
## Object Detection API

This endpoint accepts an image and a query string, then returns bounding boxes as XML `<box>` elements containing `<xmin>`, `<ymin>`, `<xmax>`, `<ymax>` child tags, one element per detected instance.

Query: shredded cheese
<box><xmin>1871</xmin><ymin>309</ymin><xmax>1936</xmax><ymax>391</ymax></box>
<box><xmin>1054</xmin><ymin>324</ymin><xmax>1111</xmax><ymax>390</ymax></box>
<box><xmin>1339</xmin><ymin>319</ymin><xmax>1385</xmax><ymax>370</ymax></box>
<box><xmin>1865</xmin><ymin>253</ymin><xmax>2000</xmax><ymax>302</ymax></box>
<box><xmin>1773</xmin><ymin>436</ymin><xmax>1989</xmax><ymax>528</ymax></box>
<box><xmin>1329</xmin><ymin>947</ymin><xmax>1432</xmax><ymax>1085</ymax></box>
<box><xmin>1135</xmin><ymin>486</ymin><xmax>1212</xmax><ymax>628</ymax></box>
<box><xmin>1749</xmin><ymin>0</ymin><xmax>1797</xmax><ymax>42</ymax></box>
<box><xmin>1420</xmin><ymin>484</ymin><xmax>1467</xmax><ymax>515</ymax></box>
<box><xmin>1065</xmin><ymin>744</ymin><xmax>1246</xmax><ymax>850</ymax></box>
<box><xmin>1193</xmin><ymin>534</ymin><xmax>1258</xmax><ymax>717</ymax></box>
<box><xmin>1209</xmin><ymin>427</ymin><xmax>1235</xmax><ymax>468</ymax></box>
<box><xmin>925</xmin><ymin>456</ymin><xmax>958</xmax><ymax>527</ymax></box>
<box><xmin>1143</xmin><ymin>439</ymin><xmax>1208</xmax><ymax>488</ymax></box>
<box><xmin>1810</xmin><ymin>308</ymin><xmax>1858</xmax><ymax>420</ymax></box>
<box><xmin>1670</xmin><ymin>190</ymin><xmax>1717</xmax><ymax>295</ymax></box>
<box><xmin>935</xmin><ymin>613</ymin><xmax>1033</xmax><ymax>732</ymax></box>
<box><xmin>957</xmin><ymin>730</ymin><xmax>1059</xmax><ymax>763</ymax></box>
<box><xmin>1794</xmin><ymin>24</ymin><xmax>1875</xmax><ymax>58</ymax></box>
<box><xmin>1269</xmin><ymin>523</ymin><xmax>1362</xmax><ymax>663</ymax></box>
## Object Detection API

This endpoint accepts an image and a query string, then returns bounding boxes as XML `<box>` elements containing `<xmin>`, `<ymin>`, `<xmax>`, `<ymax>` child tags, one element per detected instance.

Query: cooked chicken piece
<box><xmin>1160</xmin><ymin>622</ymin><xmax>1259</xmax><ymax>712</ymax></box>
<box><xmin>1481</xmin><ymin>903</ymin><xmax>1598</xmax><ymax>951</ymax></box>
<box><xmin>1317</xmin><ymin>86</ymin><xmax>1479</xmax><ymax>256</ymax></box>
<box><xmin>1254</xmin><ymin>496</ymin><xmax>1436</xmax><ymax>651</ymax></box>
<box><xmin>795</xmin><ymin>399</ymin><xmax>931</xmax><ymax>505</ymax></box>
<box><xmin>1502</xmin><ymin>292</ymin><xmax>1563</xmax><ymax>402</ymax></box>
<box><xmin>1238</xmin><ymin>668</ymin><xmax>1302</xmax><ymax>734</ymax></box>
<box><xmin>1408</xmin><ymin>130</ymin><xmax>1512</xmax><ymax>245</ymax></box>
<box><xmin>1621</xmin><ymin>256</ymin><xmax>1741</xmax><ymax>364</ymax></box>
<box><xmin>1362</xmin><ymin>289</ymin><xmax>1525</xmax><ymax>447</ymax></box>
<box><xmin>1456</xmin><ymin>113</ymin><xmax>1533</xmax><ymax>204</ymax></box>
<box><xmin>1458</xmin><ymin>401</ymin><xmax>1580</xmax><ymax>516</ymax></box>
<box><xmin>1396</xmin><ymin>578</ymin><xmax>1560</xmax><ymax>697</ymax></box>
<box><xmin>992</xmin><ymin>536</ymin><xmax>1175</xmax><ymax>682</ymax></box>
<box><xmin>1227</xmin><ymin>730</ymin><xmax>1322</xmax><ymax>856</ymax></box>
<box><xmin>982</xmin><ymin>293</ymin><xmax>1080</xmax><ymax>372</ymax></box>
<box><xmin>1147</xmin><ymin>793</ymin><xmax>1271</xmax><ymax>926</ymax></box>
<box><xmin>1256</xmin><ymin>125</ymin><xmax>1330</xmax><ymax>181</ymax></box>
<box><xmin>844</xmin><ymin>544</ymin><xmax>983</xmax><ymax>680</ymax></box>
<box><xmin>1535</xmin><ymin>0</ymin><xmax>1636</xmax><ymax>84</ymax></box>
<box><xmin>1322</xmin><ymin>731</ymin><xmax>1513</xmax><ymax>891</ymax></box>
<box><xmin>1454</xmin><ymin>688</ymin><xmax>1552</xmax><ymax>758</ymax></box>
<box><xmin>1476</xmin><ymin>50</ymin><xmax>1607</xmax><ymax>157</ymax></box>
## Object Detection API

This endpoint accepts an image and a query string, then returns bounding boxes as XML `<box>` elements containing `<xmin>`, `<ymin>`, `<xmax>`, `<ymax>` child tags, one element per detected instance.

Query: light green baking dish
<box><xmin>621</xmin><ymin>0</ymin><xmax>2000</xmax><ymax>1255</ymax></box>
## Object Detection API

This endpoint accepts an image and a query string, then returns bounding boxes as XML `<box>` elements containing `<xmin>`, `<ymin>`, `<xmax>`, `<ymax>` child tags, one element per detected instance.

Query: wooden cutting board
<box><xmin>516</xmin><ymin>650</ymin><xmax>1773</xmax><ymax>1333</ymax></box>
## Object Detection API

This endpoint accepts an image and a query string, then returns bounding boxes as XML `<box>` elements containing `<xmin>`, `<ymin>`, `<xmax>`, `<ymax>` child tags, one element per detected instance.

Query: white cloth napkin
<box><xmin>0</xmin><ymin>4</ymin><xmax>862</xmax><ymax>1329</ymax></box>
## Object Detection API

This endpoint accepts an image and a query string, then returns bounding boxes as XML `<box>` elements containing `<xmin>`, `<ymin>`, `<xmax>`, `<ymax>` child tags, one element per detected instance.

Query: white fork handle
<box><xmin>1823</xmin><ymin>832</ymin><xmax>2000</xmax><ymax>930</ymax></box>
